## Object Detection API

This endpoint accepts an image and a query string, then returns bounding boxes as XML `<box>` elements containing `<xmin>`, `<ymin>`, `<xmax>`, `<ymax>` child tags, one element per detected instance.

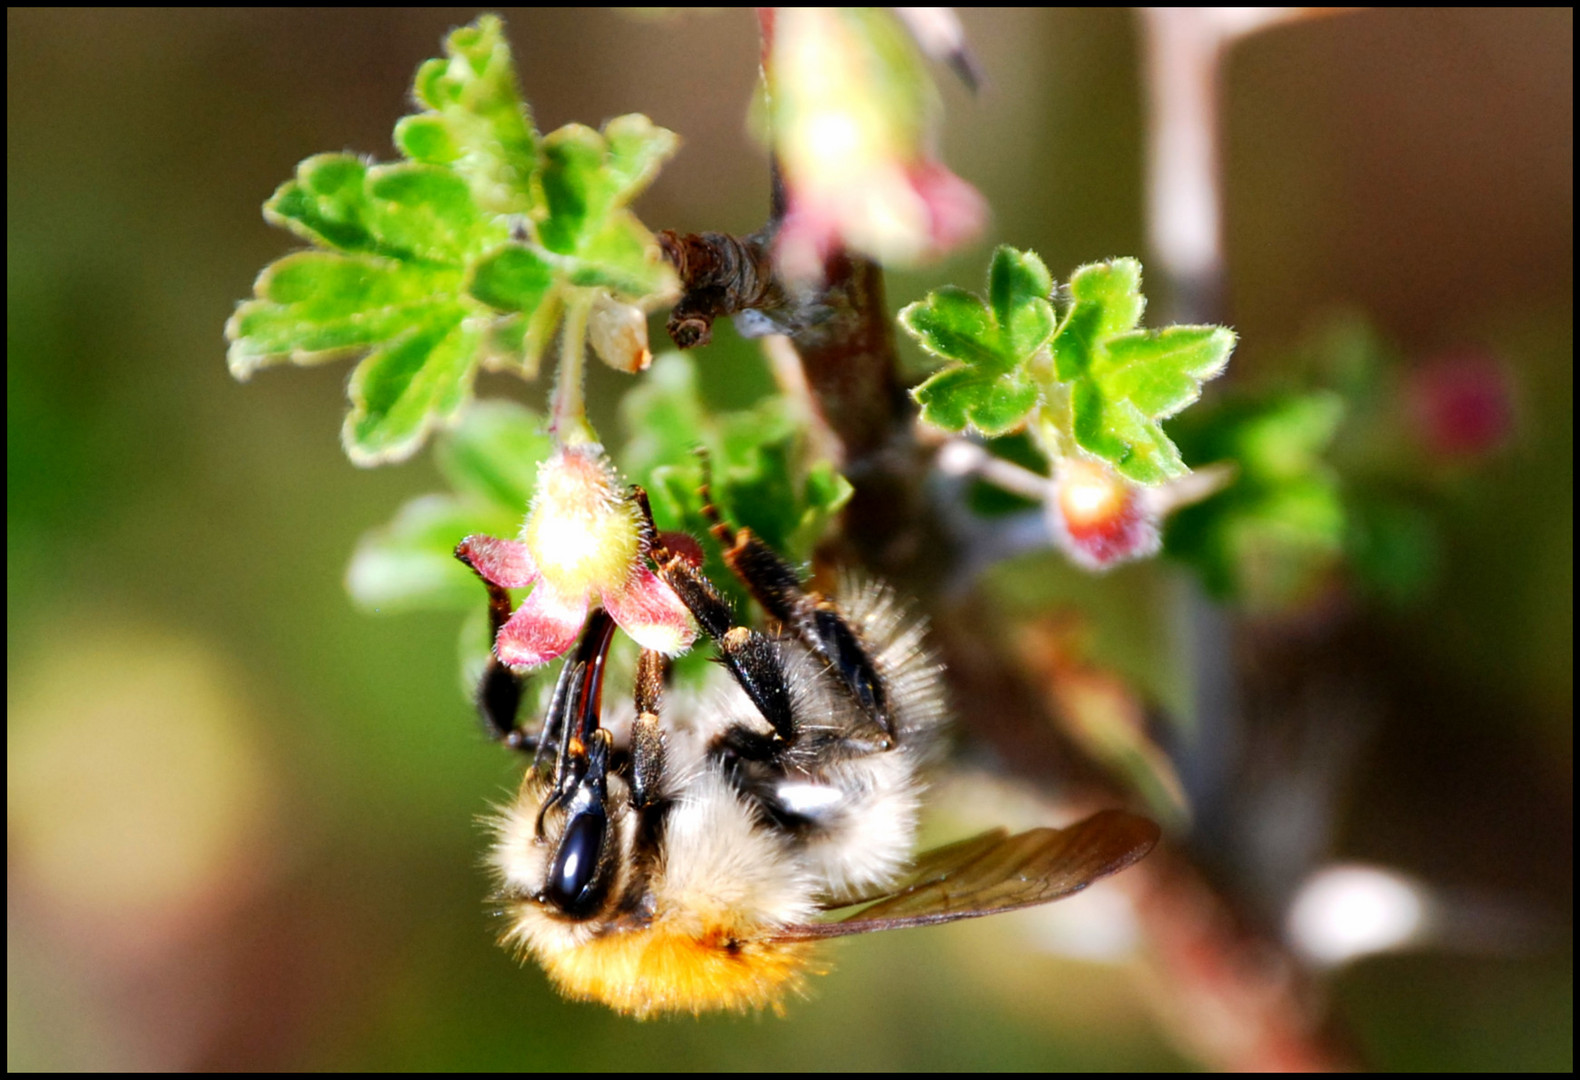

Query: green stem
<box><xmin>549</xmin><ymin>290</ymin><xmax>597</xmax><ymax>447</ymax></box>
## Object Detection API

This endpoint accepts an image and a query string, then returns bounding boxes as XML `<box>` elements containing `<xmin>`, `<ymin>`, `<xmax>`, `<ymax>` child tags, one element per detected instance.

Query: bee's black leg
<box><xmin>632</xmin><ymin>486</ymin><xmax>796</xmax><ymax>747</ymax></box>
<box><xmin>455</xmin><ymin>539</ymin><xmax>537</xmax><ymax>755</ymax></box>
<box><xmin>697</xmin><ymin>466</ymin><xmax>893</xmax><ymax>746</ymax></box>
<box><xmin>630</xmin><ymin>649</ymin><xmax>667</xmax><ymax>810</ymax></box>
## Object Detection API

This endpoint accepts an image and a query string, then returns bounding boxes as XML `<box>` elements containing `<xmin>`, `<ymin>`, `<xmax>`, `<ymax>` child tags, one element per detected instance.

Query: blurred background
<box><xmin>8</xmin><ymin>8</ymin><xmax>1570</xmax><ymax>1070</ymax></box>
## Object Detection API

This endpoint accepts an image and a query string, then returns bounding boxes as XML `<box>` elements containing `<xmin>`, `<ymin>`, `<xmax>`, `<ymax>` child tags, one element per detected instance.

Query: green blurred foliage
<box><xmin>1167</xmin><ymin>389</ymin><xmax>1348</xmax><ymax>610</ymax></box>
<box><xmin>7</xmin><ymin>8</ymin><xmax>1570</xmax><ymax>1072</ymax></box>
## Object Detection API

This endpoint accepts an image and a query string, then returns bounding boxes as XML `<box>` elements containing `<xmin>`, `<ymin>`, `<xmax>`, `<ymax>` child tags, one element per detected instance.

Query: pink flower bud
<box><xmin>1406</xmin><ymin>350</ymin><xmax>1515</xmax><ymax>460</ymax></box>
<box><xmin>1048</xmin><ymin>458</ymin><xmax>1162</xmax><ymax>571</ymax></box>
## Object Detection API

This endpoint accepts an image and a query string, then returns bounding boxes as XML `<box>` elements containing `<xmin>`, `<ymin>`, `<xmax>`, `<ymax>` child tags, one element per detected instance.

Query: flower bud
<box><xmin>588</xmin><ymin>291</ymin><xmax>652</xmax><ymax>374</ymax></box>
<box><xmin>1049</xmin><ymin>458</ymin><xmax>1161</xmax><ymax>571</ymax></box>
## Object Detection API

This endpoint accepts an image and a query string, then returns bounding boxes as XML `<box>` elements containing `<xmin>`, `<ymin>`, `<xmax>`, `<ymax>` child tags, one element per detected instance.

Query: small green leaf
<box><xmin>567</xmin><ymin>213</ymin><xmax>673</xmax><ymax>297</ymax></box>
<box><xmin>404</xmin><ymin>13</ymin><xmax>540</xmax><ymax>216</ymax></box>
<box><xmin>902</xmin><ymin>246</ymin><xmax>1058</xmax><ymax>437</ymax></box>
<box><xmin>535</xmin><ymin>118</ymin><xmax>678</xmax><ymax>296</ymax></box>
<box><xmin>904</xmin><ymin>288</ymin><xmax>1001</xmax><ymax>370</ymax></box>
<box><xmin>989</xmin><ymin>246</ymin><xmax>1057</xmax><ymax>357</ymax></box>
<box><xmin>347</xmin><ymin>401</ymin><xmax>549</xmax><ymax>613</ymax></box>
<box><xmin>539</xmin><ymin>125</ymin><xmax>605</xmax><ymax>254</ymax></box>
<box><xmin>342</xmin><ymin>312</ymin><xmax>480</xmax><ymax>465</ymax></box>
<box><xmin>913</xmin><ymin>366</ymin><xmax>1041</xmax><ymax>436</ymax></box>
<box><xmin>468</xmin><ymin>245</ymin><xmax>556</xmax><ymax>313</ymax></box>
<box><xmin>434</xmin><ymin>399</ymin><xmax>552</xmax><ymax>513</ymax></box>
<box><xmin>603</xmin><ymin>114</ymin><xmax>680</xmax><ymax>204</ymax></box>
<box><xmin>226</xmin><ymin>253</ymin><xmax>462</xmax><ymax>378</ymax></box>
<box><xmin>1050</xmin><ymin>258</ymin><xmax>1235</xmax><ymax>484</ymax></box>
<box><xmin>232</xmin><ymin>141</ymin><xmax>511</xmax><ymax>465</ymax></box>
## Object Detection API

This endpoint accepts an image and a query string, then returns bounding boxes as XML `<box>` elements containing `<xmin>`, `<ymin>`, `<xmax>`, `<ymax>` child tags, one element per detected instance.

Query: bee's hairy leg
<box><xmin>630</xmin><ymin>649</ymin><xmax>667</xmax><ymax>810</ymax></box>
<box><xmin>696</xmin><ymin>461</ymin><xmax>894</xmax><ymax>746</ymax></box>
<box><xmin>454</xmin><ymin>539</ymin><xmax>537</xmax><ymax>754</ymax></box>
<box><xmin>630</xmin><ymin>485</ymin><xmax>796</xmax><ymax>745</ymax></box>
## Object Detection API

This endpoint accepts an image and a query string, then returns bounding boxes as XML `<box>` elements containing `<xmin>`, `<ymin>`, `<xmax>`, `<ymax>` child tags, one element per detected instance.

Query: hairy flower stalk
<box><xmin>549</xmin><ymin>291</ymin><xmax>597</xmax><ymax>447</ymax></box>
<box><xmin>459</xmin><ymin>444</ymin><xmax>695</xmax><ymax>668</ymax></box>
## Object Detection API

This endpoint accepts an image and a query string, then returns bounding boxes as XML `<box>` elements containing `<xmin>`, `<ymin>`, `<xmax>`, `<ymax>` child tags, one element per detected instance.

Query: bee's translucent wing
<box><xmin>776</xmin><ymin>809</ymin><xmax>1160</xmax><ymax>941</ymax></box>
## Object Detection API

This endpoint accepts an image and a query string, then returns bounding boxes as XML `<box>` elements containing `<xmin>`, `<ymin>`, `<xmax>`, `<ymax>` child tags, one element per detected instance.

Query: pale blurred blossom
<box><xmin>768</xmin><ymin>8</ymin><xmax>986</xmax><ymax>280</ymax></box>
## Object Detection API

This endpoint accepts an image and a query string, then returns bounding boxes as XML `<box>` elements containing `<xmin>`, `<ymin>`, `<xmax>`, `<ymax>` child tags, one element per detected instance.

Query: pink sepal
<box><xmin>603</xmin><ymin>566</ymin><xmax>697</xmax><ymax>656</ymax></box>
<box><xmin>495</xmin><ymin>583</ymin><xmax>588</xmax><ymax>669</ymax></box>
<box><xmin>458</xmin><ymin>534</ymin><xmax>539</xmax><ymax>589</ymax></box>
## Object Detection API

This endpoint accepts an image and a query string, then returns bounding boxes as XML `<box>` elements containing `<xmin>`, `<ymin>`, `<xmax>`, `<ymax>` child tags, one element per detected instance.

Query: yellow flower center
<box><xmin>524</xmin><ymin>447</ymin><xmax>641</xmax><ymax>599</ymax></box>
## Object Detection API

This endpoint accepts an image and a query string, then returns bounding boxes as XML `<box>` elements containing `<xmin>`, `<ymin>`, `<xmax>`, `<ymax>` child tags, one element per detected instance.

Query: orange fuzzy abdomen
<box><xmin>539</xmin><ymin>923</ymin><xmax>817</xmax><ymax>1018</ymax></box>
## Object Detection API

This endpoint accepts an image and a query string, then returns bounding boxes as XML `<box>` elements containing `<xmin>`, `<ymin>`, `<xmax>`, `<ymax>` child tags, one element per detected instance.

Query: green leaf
<box><xmin>401</xmin><ymin>13</ymin><xmax>540</xmax><ymax>216</ymax></box>
<box><xmin>342</xmin><ymin>310</ymin><xmax>481</xmax><ymax>465</ymax></box>
<box><xmin>902</xmin><ymin>246</ymin><xmax>1057</xmax><ymax>437</ymax></box>
<box><xmin>535</xmin><ymin>118</ymin><xmax>678</xmax><ymax>298</ymax></box>
<box><xmin>228</xmin><ymin>16</ymin><xmax>680</xmax><ymax>465</ymax></box>
<box><xmin>468</xmin><ymin>245</ymin><xmax>556</xmax><ymax>313</ymax></box>
<box><xmin>434</xmin><ymin>399</ymin><xmax>552</xmax><ymax>513</ymax></box>
<box><xmin>347</xmin><ymin>401</ymin><xmax>549</xmax><ymax>614</ymax></box>
<box><xmin>264</xmin><ymin>156</ymin><xmax>502</xmax><ymax>265</ymax></box>
<box><xmin>226</xmin><ymin>252</ymin><xmax>462</xmax><ymax>374</ymax></box>
<box><xmin>1051</xmin><ymin>258</ymin><xmax>1235</xmax><ymax>485</ymax></box>
<box><xmin>989</xmin><ymin>245</ymin><xmax>1057</xmax><ymax>357</ymax></box>
<box><xmin>619</xmin><ymin>352</ymin><xmax>851</xmax><ymax>574</ymax></box>
<box><xmin>567</xmin><ymin>213</ymin><xmax>673</xmax><ymax>297</ymax></box>
<box><xmin>1165</xmin><ymin>391</ymin><xmax>1347</xmax><ymax>610</ymax></box>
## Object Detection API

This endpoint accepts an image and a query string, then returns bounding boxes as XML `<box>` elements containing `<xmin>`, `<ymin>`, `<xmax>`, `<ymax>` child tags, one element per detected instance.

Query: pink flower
<box><xmin>767</xmin><ymin>8</ymin><xmax>987</xmax><ymax>280</ymax></box>
<box><xmin>1048</xmin><ymin>458</ymin><xmax>1162</xmax><ymax>571</ymax></box>
<box><xmin>1406</xmin><ymin>350</ymin><xmax>1515</xmax><ymax>461</ymax></box>
<box><xmin>458</xmin><ymin>445</ymin><xmax>695</xmax><ymax>669</ymax></box>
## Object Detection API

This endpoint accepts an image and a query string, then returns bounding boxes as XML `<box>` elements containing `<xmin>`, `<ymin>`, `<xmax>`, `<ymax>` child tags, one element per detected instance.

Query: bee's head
<box><xmin>489</xmin><ymin>609</ymin><xmax>645</xmax><ymax>937</ymax></box>
<box><xmin>534</xmin><ymin>731</ymin><xmax>618</xmax><ymax>919</ymax></box>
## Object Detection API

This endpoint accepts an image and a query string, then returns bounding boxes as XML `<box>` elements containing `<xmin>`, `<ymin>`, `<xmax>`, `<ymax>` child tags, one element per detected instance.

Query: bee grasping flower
<box><xmin>457</xmin><ymin>444</ymin><xmax>696</xmax><ymax>668</ymax></box>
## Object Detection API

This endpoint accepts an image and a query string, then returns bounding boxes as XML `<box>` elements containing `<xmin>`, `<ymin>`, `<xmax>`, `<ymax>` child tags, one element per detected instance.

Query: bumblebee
<box><xmin>456</xmin><ymin>488</ymin><xmax>1159</xmax><ymax>1017</ymax></box>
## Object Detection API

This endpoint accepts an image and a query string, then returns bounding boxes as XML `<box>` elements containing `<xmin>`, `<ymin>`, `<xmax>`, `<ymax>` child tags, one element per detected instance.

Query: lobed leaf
<box><xmin>401</xmin><ymin>13</ymin><xmax>540</xmax><ymax>216</ymax></box>
<box><xmin>226</xmin><ymin>253</ymin><xmax>462</xmax><ymax>378</ymax></box>
<box><xmin>901</xmin><ymin>246</ymin><xmax>1058</xmax><ymax>437</ymax></box>
<box><xmin>1050</xmin><ymin>258</ymin><xmax>1235</xmax><ymax>484</ymax></box>
<box><xmin>342</xmin><ymin>312</ymin><xmax>481</xmax><ymax>465</ymax></box>
<box><xmin>228</xmin><ymin>17</ymin><xmax>680</xmax><ymax>466</ymax></box>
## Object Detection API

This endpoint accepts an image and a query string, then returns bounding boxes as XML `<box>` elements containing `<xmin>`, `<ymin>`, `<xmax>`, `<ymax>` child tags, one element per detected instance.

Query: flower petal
<box><xmin>457</xmin><ymin>534</ymin><xmax>538</xmax><ymax>588</ymax></box>
<box><xmin>496</xmin><ymin>584</ymin><xmax>588</xmax><ymax>669</ymax></box>
<box><xmin>908</xmin><ymin>160</ymin><xmax>988</xmax><ymax>253</ymax></box>
<box><xmin>603</xmin><ymin>566</ymin><xmax>697</xmax><ymax>656</ymax></box>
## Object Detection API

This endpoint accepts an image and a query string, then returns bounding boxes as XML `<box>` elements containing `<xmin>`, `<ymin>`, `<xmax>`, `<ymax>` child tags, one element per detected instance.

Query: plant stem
<box><xmin>549</xmin><ymin>289</ymin><xmax>596</xmax><ymax>447</ymax></box>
